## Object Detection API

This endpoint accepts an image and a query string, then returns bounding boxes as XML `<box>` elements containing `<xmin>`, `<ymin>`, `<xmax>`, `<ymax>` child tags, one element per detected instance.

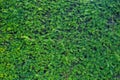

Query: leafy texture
<box><xmin>0</xmin><ymin>0</ymin><xmax>120</xmax><ymax>80</ymax></box>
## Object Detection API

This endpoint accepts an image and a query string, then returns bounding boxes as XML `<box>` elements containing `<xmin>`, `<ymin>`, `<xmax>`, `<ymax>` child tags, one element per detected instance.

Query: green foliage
<box><xmin>0</xmin><ymin>0</ymin><xmax>120</xmax><ymax>80</ymax></box>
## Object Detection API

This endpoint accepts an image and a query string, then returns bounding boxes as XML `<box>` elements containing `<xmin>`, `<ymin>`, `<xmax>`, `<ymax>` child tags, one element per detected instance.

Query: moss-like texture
<box><xmin>0</xmin><ymin>0</ymin><xmax>120</xmax><ymax>80</ymax></box>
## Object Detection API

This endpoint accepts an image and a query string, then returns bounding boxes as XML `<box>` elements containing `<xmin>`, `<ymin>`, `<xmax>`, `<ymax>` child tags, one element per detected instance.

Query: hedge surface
<box><xmin>0</xmin><ymin>0</ymin><xmax>120</xmax><ymax>80</ymax></box>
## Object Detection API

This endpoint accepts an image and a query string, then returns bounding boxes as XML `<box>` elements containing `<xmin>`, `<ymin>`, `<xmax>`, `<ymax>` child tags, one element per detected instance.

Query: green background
<box><xmin>0</xmin><ymin>0</ymin><xmax>120</xmax><ymax>80</ymax></box>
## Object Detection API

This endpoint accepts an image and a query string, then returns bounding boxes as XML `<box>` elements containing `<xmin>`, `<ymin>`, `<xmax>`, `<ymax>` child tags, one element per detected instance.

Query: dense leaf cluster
<box><xmin>0</xmin><ymin>0</ymin><xmax>120</xmax><ymax>80</ymax></box>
